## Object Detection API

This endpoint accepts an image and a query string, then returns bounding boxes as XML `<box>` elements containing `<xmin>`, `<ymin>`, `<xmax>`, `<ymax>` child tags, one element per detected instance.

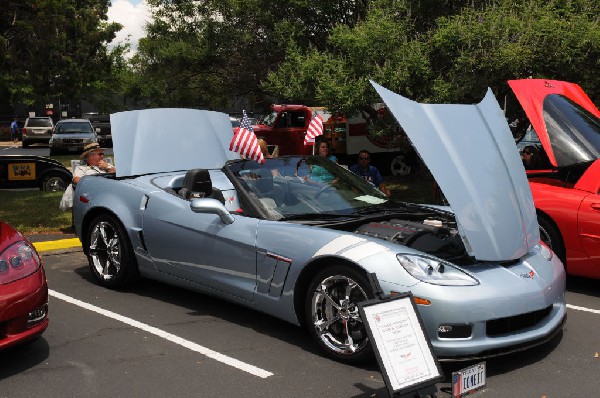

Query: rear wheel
<box><xmin>305</xmin><ymin>265</ymin><xmax>374</xmax><ymax>363</ymax></box>
<box><xmin>538</xmin><ymin>215</ymin><xmax>566</xmax><ymax>267</ymax></box>
<box><xmin>86</xmin><ymin>214</ymin><xmax>138</xmax><ymax>288</ymax></box>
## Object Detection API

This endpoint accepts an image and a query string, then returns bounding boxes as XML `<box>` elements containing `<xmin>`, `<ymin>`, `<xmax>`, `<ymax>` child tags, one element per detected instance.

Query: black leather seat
<box><xmin>179</xmin><ymin>169</ymin><xmax>225</xmax><ymax>204</ymax></box>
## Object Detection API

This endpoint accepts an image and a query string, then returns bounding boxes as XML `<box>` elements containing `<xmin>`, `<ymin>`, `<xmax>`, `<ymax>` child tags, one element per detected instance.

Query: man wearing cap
<box><xmin>73</xmin><ymin>142</ymin><xmax>116</xmax><ymax>186</ymax></box>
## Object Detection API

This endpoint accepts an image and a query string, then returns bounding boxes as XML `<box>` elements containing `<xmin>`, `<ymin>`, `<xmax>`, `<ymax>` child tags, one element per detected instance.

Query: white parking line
<box><xmin>49</xmin><ymin>289</ymin><xmax>274</xmax><ymax>378</ymax></box>
<box><xmin>567</xmin><ymin>303</ymin><xmax>600</xmax><ymax>314</ymax></box>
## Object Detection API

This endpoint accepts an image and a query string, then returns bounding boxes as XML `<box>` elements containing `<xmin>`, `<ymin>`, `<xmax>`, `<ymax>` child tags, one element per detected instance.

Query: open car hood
<box><xmin>110</xmin><ymin>109</ymin><xmax>239</xmax><ymax>177</ymax></box>
<box><xmin>372</xmin><ymin>81</ymin><xmax>539</xmax><ymax>261</ymax></box>
<box><xmin>508</xmin><ymin>79</ymin><xmax>600</xmax><ymax>167</ymax></box>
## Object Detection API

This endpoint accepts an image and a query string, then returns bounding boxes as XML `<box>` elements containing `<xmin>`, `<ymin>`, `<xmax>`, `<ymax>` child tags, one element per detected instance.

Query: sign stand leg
<box><xmin>364</xmin><ymin>273</ymin><xmax>442</xmax><ymax>398</ymax></box>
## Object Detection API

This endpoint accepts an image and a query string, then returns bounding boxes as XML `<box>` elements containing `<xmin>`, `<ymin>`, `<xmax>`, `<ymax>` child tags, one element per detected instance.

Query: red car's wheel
<box><xmin>538</xmin><ymin>215</ymin><xmax>566</xmax><ymax>267</ymax></box>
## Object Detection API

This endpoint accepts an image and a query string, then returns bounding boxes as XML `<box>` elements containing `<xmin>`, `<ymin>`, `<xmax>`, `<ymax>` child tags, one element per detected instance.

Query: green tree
<box><xmin>128</xmin><ymin>0</ymin><xmax>372</xmax><ymax>110</ymax></box>
<box><xmin>0</xmin><ymin>0</ymin><xmax>121</xmax><ymax>110</ymax></box>
<box><xmin>264</xmin><ymin>0</ymin><xmax>600</xmax><ymax>116</ymax></box>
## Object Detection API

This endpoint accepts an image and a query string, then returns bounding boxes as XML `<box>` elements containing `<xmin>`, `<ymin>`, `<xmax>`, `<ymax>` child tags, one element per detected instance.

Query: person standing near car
<box><xmin>350</xmin><ymin>150</ymin><xmax>391</xmax><ymax>196</ymax></box>
<box><xmin>10</xmin><ymin>118</ymin><xmax>19</xmax><ymax>143</ymax></box>
<box><xmin>72</xmin><ymin>143</ymin><xmax>116</xmax><ymax>186</ymax></box>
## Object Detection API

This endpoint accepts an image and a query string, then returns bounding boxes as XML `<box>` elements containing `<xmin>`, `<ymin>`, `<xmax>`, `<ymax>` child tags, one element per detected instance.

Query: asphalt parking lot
<box><xmin>1</xmin><ymin>242</ymin><xmax>600</xmax><ymax>397</ymax></box>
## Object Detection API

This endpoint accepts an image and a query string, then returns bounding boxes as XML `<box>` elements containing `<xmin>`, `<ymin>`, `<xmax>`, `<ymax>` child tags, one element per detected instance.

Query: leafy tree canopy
<box><xmin>0</xmin><ymin>0</ymin><xmax>121</xmax><ymax>108</ymax></box>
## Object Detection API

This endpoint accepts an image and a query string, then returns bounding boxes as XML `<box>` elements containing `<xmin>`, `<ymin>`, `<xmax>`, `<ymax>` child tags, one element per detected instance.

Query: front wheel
<box><xmin>305</xmin><ymin>265</ymin><xmax>374</xmax><ymax>364</ymax></box>
<box><xmin>538</xmin><ymin>215</ymin><xmax>566</xmax><ymax>267</ymax></box>
<box><xmin>40</xmin><ymin>173</ymin><xmax>69</xmax><ymax>191</ymax></box>
<box><xmin>86</xmin><ymin>214</ymin><xmax>138</xmax><ymax>289</ymax></box>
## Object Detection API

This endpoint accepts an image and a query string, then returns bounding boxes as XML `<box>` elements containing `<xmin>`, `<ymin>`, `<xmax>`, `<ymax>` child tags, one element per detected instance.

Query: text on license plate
<box><xmin>452</xmin><ymin>362</ymin><xmax>486</xmax><ymax>397</ymax></box>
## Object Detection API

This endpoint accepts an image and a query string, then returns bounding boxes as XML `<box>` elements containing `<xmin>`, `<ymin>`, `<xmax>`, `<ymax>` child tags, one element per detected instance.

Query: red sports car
<box><xmin>509</xmin><ymin>79</ymin><xmax>600</xmax><ymax>279</ymax></box>
<box><xmin>0</xmin><ymin>221</ymin><xmax>49</xmax><ymax>350</ymax></box>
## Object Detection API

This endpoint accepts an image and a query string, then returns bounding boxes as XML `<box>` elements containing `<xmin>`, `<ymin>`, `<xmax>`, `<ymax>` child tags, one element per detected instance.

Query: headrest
<box><xmin>181</xmin><ymin>169</ymin><xmax>212</xmax><ymax>199</ymax></box>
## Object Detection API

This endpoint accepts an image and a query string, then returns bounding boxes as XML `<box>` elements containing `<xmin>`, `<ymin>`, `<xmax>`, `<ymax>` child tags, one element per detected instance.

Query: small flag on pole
<box><xmin>229</xmin><ymin>110</ymin><xmax>264</xmax><ymax>164</ymax></box>
<box><xmin>304</xmin><ymin>112</ymin><xmax>324</xmax><ymax>146</ymax></box>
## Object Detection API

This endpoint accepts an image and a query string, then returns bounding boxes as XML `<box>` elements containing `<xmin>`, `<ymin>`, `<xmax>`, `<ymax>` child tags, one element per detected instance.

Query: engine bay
<box><xmin>353</xmin><ymin>218</ymin><xmax>468</xmax><ymax>262</ymax></box>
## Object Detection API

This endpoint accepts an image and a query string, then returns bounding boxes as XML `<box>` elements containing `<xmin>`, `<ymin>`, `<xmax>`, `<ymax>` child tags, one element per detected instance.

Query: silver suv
<box><xmin>49</xmin><ymin>119</ymin><xmax>97</xmax><ymax>155</ymax></box>
<box><xmin>22</xmin><ymin>116</ymin><xmax>54</xmax><ymax>148</ymax></box>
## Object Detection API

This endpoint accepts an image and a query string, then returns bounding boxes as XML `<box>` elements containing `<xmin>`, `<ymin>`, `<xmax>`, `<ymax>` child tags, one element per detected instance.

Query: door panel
<box><xmin>142</xmin><ymin>192</ymin><xmax>259</xmax><ymax>301</ymax></box>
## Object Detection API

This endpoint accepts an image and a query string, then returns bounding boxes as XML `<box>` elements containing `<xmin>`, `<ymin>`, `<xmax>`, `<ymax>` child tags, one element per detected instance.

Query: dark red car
<box><xmin>510</xmin><ymin>79</ymin><xmax>600</xmax><ymax>278</ymax></box>
<box><xmin>0</xmin><ymin>221</ymin><xmax>49</xmax><ymax>350</ymax></box>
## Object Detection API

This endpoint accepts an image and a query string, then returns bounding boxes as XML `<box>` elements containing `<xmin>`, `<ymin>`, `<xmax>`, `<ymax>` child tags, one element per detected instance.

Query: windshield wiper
<box><xmin>354</xmin><ymin>203</ymin><xmax>410</xmax><ymax>215</ymax></box>
<box><xmin>281</xmin><ymin>212</ymin><xmax>358</xmax><ymax>221</ymax></box>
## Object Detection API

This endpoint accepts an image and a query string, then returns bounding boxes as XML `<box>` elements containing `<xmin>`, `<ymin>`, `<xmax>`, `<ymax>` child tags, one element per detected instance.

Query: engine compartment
<box><xmin>353</xmin><ymin>217</ymin><xmax>469</xmax><ymax>263</ymax></box>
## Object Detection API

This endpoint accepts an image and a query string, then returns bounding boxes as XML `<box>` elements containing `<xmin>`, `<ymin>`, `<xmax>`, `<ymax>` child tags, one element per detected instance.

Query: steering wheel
<box><xmin>314</xmin><ymin>184</ymin><xmax>335</xmax><ymax>199</ymax></box>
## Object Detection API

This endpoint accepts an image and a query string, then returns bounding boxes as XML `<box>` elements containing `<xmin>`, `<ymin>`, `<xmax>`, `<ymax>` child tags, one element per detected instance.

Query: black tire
<box><xmin>86</xmin><ymin>214</ymin><xmax>139</xmax><ymax>289</ymax></box>
<box><xmin>22</xmin><ymin>141</ymin><xmax>30</xmax><ymax>148</ymax></box>
<box><xmin>538</xmin><ymin>215</ymin><xmax>566</xmax><ymax>267</ymax></box>
<box><xmin>49</xmin><ymin>147</ymin><xmax>57</xmax><ymax>156</ymax></box>
<box><xmin>40</xmin><ymin>173</ymin><xmax>69</xmax><ymax>191</ymax></box>
<box><xmin>305</xmin><ymin>265</ymin><xmax>374</xmax><ymax>364</ymax></box>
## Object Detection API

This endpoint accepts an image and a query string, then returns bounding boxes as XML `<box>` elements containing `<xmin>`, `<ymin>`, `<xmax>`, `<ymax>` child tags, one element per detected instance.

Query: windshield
<box><xmin>228</xmin><ymin>156</ymin><xmax>390</xmax><ymax>219</ymax></box>
<box><xmin>544</xmin><ymin>94</ymin><xmax>600</xmax><ymax>166</ymax></box>
<box><xmin>27</xmin><ymin>118</ymin><xmax>52</xmax><ymax>127</ymax></box>
<box><xmin>56</xmin><ymin>122</ymin><xmax>94</xmax><ymax>134</ymax></box>
<box><xmin>260</xmin><ymin>111</ymin><xmax>278</xmax><ymax>127</ymax></box>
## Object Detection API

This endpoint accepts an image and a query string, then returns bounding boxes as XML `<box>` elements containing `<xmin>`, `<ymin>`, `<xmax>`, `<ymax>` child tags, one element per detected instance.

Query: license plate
<box><xmin>68</xmin><ymin>147</ymin><xmax>79</xmax><ymax>152</ymax></box>
<box><xmin>452</xmin><ymin>362</ymin><xmax>486</xmax><ymax>397</ymax></box>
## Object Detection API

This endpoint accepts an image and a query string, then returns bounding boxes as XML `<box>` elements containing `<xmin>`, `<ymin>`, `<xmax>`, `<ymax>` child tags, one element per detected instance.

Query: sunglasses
<box><xmin>523</xmin><ymin>151</ymin><xmax>532</xmax><ymax>155</ymax></box>
<box><xmin>359</xmin><ymin>157</ymin><xmax>370</xmax><ymax>160</ymax></box>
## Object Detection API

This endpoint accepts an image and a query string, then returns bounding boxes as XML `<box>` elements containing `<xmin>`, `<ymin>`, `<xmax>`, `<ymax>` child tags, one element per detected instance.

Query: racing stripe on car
<box><xmin>313</xmin><ymin>235</ymin><xmax>389</xmax><ymax>261</ymax></box>
<box><xmin>313</xmin><ymin>235</ymin><xmax>366</xmax><ymax>257</ymax></box>
<box><xmin>340</xmin><ymin>241</ymin><xmax>390</xmax><ymax>261</ymax></box>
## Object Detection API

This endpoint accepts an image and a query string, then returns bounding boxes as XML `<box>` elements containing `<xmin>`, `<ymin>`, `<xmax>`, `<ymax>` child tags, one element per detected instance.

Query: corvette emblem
<box><xmin>521</xmin><ymin>270</ymin><xmax>535</xmax><ymax>279</ymax></box>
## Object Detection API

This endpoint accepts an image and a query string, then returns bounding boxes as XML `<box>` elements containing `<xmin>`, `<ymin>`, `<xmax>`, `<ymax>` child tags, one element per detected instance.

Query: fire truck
<box><xmin>250</xmin><ymin>104</ymin><xmax>413</xmax><ymax>176</ymax></box>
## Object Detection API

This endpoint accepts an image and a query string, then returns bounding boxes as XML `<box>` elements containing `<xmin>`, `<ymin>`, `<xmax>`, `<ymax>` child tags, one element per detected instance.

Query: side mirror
<box><xmin>190</xmin><ymin>198</ymin><xmax>234</xmax><ymax>225</ymax></box>
<box><xmin>95</xmin><ymin>127</ymin><xmax>101</xmax><ymax>133</ymax></box>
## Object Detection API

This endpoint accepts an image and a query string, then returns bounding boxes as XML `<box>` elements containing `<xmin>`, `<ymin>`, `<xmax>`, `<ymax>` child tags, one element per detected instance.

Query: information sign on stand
<box><xmin>358</xmin><ymin>274</ymin><xmax>444</xmax><ymax>397</ymax></box>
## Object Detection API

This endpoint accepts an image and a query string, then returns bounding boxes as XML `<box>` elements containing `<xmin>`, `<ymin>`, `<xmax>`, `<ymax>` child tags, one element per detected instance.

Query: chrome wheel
<box><xmin>86</xmin><ymin>214</ymin><xmax>138</xmax><ymax>288</ymax></box>
<box><xmin>89</xmin><ymin>220</ymin><xmax>122</xmax><ymax>281</ymax></box>
<box><xmin>307</xmin><ymin>271</ymin><xmax>372</xmax><ymax>361</ymax></box>
<box><xmin>42</xmin><ymin>175</ymin><xmax>68</xmax><ymax>191</ymax></box>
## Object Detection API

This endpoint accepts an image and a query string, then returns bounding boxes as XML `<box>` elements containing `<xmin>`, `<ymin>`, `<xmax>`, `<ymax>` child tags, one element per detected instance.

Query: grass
<box><xmin>1</xmin><ymin>169</ymin><xmax>437</xmax><ymax>235</ymax></box>
<box><xmin>1</xmin><ymin>190</ymin><xmax>73</xmax><ymax>234</ymax></box>
<box><xmin>52</xmin><ymin>154</ymin><xmax>81</xmax><ymax>168</ymax></box>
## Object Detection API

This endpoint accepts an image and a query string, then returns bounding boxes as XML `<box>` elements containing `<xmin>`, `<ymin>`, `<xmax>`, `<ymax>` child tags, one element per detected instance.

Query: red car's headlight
<box><xmin>0</xmin><ymin>241</ymin><xmax>41</xmax><ymax>284</ymax></box>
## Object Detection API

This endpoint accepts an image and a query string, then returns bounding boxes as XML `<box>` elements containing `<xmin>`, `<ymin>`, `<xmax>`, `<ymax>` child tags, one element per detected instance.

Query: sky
<box><xmin>107</xmin><ymin>0</ymin><xmax>151</xmax><ymax>54</ymax></box>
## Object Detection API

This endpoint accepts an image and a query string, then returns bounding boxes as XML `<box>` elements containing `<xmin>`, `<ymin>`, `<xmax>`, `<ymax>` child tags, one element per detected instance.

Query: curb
<box><xmin>32</xmin><ymin>238</ymin><xmax>82</xmax><ymax>253</ymax></box>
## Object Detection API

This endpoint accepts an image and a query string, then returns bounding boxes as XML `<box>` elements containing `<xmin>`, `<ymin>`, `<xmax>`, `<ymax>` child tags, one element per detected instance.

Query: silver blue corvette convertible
<box><xmin>73</xmin><ymin>83</ymin><xmax>566</xmax><ymax>364</ymax></box>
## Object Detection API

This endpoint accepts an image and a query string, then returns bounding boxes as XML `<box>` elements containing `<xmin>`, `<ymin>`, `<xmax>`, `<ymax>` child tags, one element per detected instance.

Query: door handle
<box><xmin>590</xmin><ymin>203</ymin><xmax>600</xmax><ymax>211</ymax></box>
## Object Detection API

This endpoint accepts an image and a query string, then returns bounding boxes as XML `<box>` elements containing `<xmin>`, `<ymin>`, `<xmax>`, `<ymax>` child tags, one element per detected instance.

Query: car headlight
<box><xmin>0</xmin><ymin>241</ymin><xmax>41</xmax><ymax>284</ymax></box>
<box><xmin>397</xmin><ymin>254</ymin><xmax>479</xmax><ymax>286</ymax></box>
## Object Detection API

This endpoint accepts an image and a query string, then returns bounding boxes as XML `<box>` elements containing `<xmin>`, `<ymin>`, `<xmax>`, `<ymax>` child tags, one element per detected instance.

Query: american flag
<box><xmin>229</xmin><ymin>111</ymin><xmax>264</xmax><ymax>164</ymax></box>
<box><xmin>452</xmin><ymin>372</ymin><xmax>462</xmax><ymax>397</ymax></box>
<box><xmin>303</xmin><ymin>112</ymin><xmax>324</xmax><ymax>146</ymax></box>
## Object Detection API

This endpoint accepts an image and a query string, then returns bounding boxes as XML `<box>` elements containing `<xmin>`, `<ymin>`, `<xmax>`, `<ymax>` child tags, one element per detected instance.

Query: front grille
<box><xmin>62</xmin><ymin>139</ymin><xmax>85</xmax><ymax>144</ymax></box>
<box><xmin>487</xmin><ymin>305</ymin><xmax>552</xmax><ymax>336</ymax></box>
